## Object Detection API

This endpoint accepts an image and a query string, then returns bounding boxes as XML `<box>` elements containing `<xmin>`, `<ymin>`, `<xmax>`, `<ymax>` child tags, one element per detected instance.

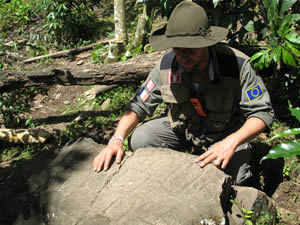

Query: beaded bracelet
<box><xmin>108</xmin><ymin>135</ymin><xmax>124</xmax><ymax>144</ymax></box>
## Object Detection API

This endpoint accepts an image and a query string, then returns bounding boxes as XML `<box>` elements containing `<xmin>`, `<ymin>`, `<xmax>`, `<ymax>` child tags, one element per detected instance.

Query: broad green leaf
<box><xmin>273</xmin><ymin>46</ymin><xmax>282</xmax><ymax>63</ymax></box>
<box><xmin>279</xmin><ymin>15</ymin><xmax>293</xmax><ymax>35</ymax></box>
<box><xmin>264</xmin><ymin>50</ymin><xmax>271</xmax><ymax>68</ymax></box>
<box><xmin>282</xmin><ymin>48</ymin><xmax>296</xmax><ymax>66</ymax></box>
<box><xmin>285</xmin><ymin>41</ymin><xmax>300</xmax><ymax>54</ymax></box>
<box><xmin>261</xmin><ymin>140</ymin><xmax>300</xmax><ymax>162</ymax></box>
<box><xmin>290</xmin><ymin>107</ymin><xmax>300</xmax><ymax>121</ymax></box>
<box><xmin>258</xmin><ymin>55</ymin><xmax>266</xmax><ymax>70</ymax></box>
<box><xmin>279</xmin><ymin>0</ymin><xmax>297</xmax><ymax>18</ymax></box>
<box><xmin>268</xmin><ymin>128</ymin><xmax>300</xmax><ymax>142</ymax></box>
<box><xmin>250</xmin><ymin>51</ymin><xmax>264</xmax><ymax>62</ymax></box>
<box><xmin>283</xmin><ymin>27</ymin><xmax>296</xmax><ymax>37</ymax></box>
<box><xmin>285</xmin><ymin>32</ymin><xmax>300</xmax><ymax>45</ymax></box>
<box><xmin>268</xmin><ymin>0</ymin><xmax>279</xmax><ymax>25</ymax></box>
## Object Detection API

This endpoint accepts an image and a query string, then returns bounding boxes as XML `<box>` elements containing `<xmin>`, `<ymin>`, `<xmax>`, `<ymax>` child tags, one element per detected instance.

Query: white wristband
<box><xmin>108</xmin><ymin>135</ymin><xmax>124</xmax><ymax>144</ymax></box>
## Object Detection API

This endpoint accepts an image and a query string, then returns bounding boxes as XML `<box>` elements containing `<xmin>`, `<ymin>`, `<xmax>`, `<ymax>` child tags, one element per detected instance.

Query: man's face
<box><xmin>172</xmin><ymin>47</ymin><xmax>209</xmax><ymax>73</ymax></box>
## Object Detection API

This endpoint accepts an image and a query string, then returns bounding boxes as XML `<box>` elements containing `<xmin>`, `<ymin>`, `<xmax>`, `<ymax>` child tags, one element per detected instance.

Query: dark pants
<box><xmin>130</xmin><ymin>116</ymin><xmax>253</xmax><ymax>185</ymax></box>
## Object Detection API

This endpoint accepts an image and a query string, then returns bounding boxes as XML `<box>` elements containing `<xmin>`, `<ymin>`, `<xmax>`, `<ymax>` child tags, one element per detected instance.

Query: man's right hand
<box><xmin>93</xmin><ymin>140</ymin><xmax>124</xmax><ymax>172</ymax></box>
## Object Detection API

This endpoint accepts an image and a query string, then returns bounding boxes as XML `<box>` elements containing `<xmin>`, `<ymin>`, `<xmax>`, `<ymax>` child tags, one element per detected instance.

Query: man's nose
<box><xmin>176</xmin><ymin>48</ymin><xmax>189</xmax><ymax>59</ymax></box>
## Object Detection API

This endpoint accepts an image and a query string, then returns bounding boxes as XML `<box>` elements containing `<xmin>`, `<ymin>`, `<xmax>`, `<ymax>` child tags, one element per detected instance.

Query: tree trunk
<box><xmin>114</xmin><ymin>0</ymin><xmax>127</xmax><ymax>43</ymax></box>
<box><xmin>108</xmin><ymin>0</ymin><xmax>127</xmax><ymax>62</ymax></box>
<box><xmin>0</xmin><ymin>51</ymin><xmax>166</xmax><ymax>93</ymax></box>
<box><xmin>134</xmin><ymin>3</ymin><xmax>148</xmax><ymax>48</ymax></box>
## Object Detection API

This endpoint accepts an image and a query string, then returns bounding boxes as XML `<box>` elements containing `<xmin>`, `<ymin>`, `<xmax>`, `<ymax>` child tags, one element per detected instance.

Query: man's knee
<box><xmin>129</xmin><ymin>128</ymin><xmax>149</xmax><ymax>151</ymax></box>
<box><xmin>225</xmin><ymin>143</ymin><xmax>253</xmax><ymax>185</ymax></box>
<box><xmin>129</xmin><ymin>127</ymin><xmax>164</xmax><ymax>151</ymax></box>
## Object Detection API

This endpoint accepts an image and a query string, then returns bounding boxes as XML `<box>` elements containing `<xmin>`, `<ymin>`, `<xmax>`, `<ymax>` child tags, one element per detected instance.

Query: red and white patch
<box><xmin>146</xmin><ymin>78</ymin><xmax>156</xmax><ymax>92</ymax></box>
<box><xmin>168</xmin><ymin>70</ymin><xmax>181</xmax><ymax>84</ymax></box>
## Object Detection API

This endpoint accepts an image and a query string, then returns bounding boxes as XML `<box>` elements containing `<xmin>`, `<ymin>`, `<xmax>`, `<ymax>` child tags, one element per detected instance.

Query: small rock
<box><xmin>100</xmin><ymin>98</ymin><xmax>111</xmax><ymax>110</ymax></box>
<box><xmin>77</xmin><ymin>60</ymin><xmax>84</xmax><ymax>65</ymax></box>
<box><xmin>55</xmin><ymin>93</ymin><xmax>62</xmax><ymax>100</ymax></box>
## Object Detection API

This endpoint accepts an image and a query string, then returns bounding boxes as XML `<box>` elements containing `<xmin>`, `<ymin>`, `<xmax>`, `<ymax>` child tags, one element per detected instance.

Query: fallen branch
<box><xmin>24</xmin><ymin>40</ymin><xmax>109</xmax><ymax>63</ymax></box>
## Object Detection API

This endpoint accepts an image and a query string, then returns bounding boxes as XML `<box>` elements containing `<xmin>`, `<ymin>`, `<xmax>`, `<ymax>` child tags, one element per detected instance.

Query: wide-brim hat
<box><xmin>149</xmin><ymin>1</ymin><xmax>228</xmax><ymax>51</ymax></box>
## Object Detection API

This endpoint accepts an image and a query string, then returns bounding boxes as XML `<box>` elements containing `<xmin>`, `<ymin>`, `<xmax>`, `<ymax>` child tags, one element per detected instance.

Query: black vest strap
<box><xmin>160</xmin><ymin>51</ymin><xmax>176</xmax><ymax>70</ymax></box>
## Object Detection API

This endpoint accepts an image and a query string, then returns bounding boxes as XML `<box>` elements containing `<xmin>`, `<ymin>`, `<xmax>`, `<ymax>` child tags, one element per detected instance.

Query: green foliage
<box><xmin>255</xmin><ymin>210</ymin><xmax>275</xmax><ymax>225</ymax></box>
<box><xmin>92</xmin><ymin>84</ymin><xmax>138</xmax><ymax>112</ymax></box>
<box><xmin>0</xmin><ymin>0</ymin><xmax>43</xmax><ymax>31</ymax></box>
<box><xmin>0</xmin><ymin>142</ymin><xmax>42</xmax><ymax>162</ymax></box>
<box><xmin>230</xmin><ymin>199</ymin><xmax>254</xmax><ymax>224</ymax></box>
<box><xmin>250</xmin><ymin>0</ymin><xmax>300</xmax><ymax>70</ymax></box>
<box><xmin>261</xmin><ymin>105</ymin><xmax>300</xmax><ymax>162</ymax></box>
<box><xmin>282</xmin><ymin>158</ymin><xmax>298</xmax><ymax>178</ymax></box>
<box><xmin>25</xmin><ymin>116</ymin><xmax>37</xmax><ymax>128</ymax></box>
<box><xmin>0</xmin><ymin>87</ymin><xmax>39</xmax><ymax>128</ymax></box>
<box><xmin>91</xmin><ymin>43</ymin><xmax>109</xmax><ymax>65</ymax></box>
<box><xmin>0</xmin><ymin>92</ymin><xmax>26</xmax><ymax>125</ymax></box>
<box><xmin>43</xmin><ymin>0</ymin><xmax>99</xmax><ymax>46</ymax></box>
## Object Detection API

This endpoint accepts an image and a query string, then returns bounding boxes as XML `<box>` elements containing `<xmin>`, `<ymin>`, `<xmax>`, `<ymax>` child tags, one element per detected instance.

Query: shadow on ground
<box><xmin>0</xmin><ymin>138</ymin><xmax>93</xmax><ymax>225</ymax></box>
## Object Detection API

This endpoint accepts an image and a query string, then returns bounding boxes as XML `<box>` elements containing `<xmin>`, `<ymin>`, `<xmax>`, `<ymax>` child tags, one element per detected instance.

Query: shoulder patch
<box><xmin>146</xmin><ymin>78</ymin><xmax>156</xmax><ymax>92</ymax></box>
<box><xmin>138</xmin><ymin>87</ymin><xmax>149</xmax><ymax>102</ymax></box>
<box><xmin>245</xmin><ymin>83</ymin><xmax>263</xmax><ymax>102</ymax></box>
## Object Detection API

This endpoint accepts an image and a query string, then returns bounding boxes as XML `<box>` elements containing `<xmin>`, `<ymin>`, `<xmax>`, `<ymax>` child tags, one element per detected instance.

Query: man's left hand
<box><xmin>194</xmin><ymin>138</ymin><xmax>237</xmax><ymax>169</ymax></box>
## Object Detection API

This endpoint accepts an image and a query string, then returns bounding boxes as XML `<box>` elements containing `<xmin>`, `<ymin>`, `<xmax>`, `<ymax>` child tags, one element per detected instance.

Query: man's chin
<box><xmin>181</xmin><ymin>65</ymin><xmax>194</xmax><ymax>72</ymax></box>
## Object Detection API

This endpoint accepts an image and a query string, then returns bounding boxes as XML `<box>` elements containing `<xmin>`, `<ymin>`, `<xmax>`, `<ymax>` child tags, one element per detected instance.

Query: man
<box><xmin>93</xmin><ymin>1</ymin><xmax>274</xmax><ymax>185</ymax></box>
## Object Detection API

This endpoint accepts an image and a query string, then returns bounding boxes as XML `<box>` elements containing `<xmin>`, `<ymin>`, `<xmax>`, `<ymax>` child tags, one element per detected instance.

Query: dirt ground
<box><xmin>1</xmin><ymin>51</ymin><xmax>300</xmax><ymax>225</ymax></box>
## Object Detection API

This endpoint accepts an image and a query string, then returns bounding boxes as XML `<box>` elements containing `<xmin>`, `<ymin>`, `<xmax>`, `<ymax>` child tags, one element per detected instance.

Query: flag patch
<box><xmin>168</xmin><ymin>70</ymin><xmax>181</xmax><ymax>84</ymax></box>
<box><xmin>246</xmin><ymin>83</ymin><xmax>263</xmax><ymax>102</ymax></box>
<box><xmin>146</xmin><ymin>78</ymin><xmax>156</xmax><ymax>92</ymax></box>
<box><xmin>138</xmin><ymin>87</ymin><xmax>149</xmax><ymax>102</ymax></box>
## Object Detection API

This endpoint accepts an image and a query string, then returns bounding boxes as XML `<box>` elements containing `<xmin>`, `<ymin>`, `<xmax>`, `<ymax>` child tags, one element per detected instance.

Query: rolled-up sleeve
<box><xmin>239</xmin><ymin>62</ymin><xmax>274</xmax><ymax>128</ymax></box>
<box><xmin>123</xmin><ymin>61</ymin><xmax>163</xmax><ymax>121</ymax></box>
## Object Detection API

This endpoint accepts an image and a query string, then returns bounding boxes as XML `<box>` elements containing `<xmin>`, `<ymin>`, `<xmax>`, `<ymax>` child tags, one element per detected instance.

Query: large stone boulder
<box><xmin>0</xmin><ymin>138</ymin><xmax>277</xmax><ymax>225</ymax></box>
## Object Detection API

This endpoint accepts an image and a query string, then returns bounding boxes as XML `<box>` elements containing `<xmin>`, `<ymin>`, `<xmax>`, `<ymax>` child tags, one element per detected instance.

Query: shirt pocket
<box><xmin>203</xmin><ymin>89</ymin><xmax>234</xmax><ymax>132</ymax></box>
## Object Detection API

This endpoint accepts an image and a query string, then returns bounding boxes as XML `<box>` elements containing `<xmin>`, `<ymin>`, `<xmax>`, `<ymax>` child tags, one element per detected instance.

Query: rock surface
<box><xmin>0</xmin><ymin>138</ymin><xmax>277</xmax><ymax>225</ymax></box>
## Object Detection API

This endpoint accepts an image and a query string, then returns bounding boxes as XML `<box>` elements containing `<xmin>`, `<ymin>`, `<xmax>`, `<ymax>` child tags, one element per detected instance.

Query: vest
<box><xmin>159</xmin><ymin>44</ymin><xmax>247</xmax><ymax>147</ymax></box>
